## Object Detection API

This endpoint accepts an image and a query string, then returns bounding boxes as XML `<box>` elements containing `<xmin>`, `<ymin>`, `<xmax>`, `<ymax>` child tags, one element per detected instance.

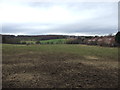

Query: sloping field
<box><xmin>2</xmin><ymin>44</ymin><xmax>119</xmax><ymax>88</ymax></box>
<box><xmin>20</xmin><ymin>39</ymin><xmax>67</xmax><ymax>44</ymax></box>
<box><xmin>40</xmin><ymin>39</ymin><xmax>67</xmax><ymax>44</ymax></box>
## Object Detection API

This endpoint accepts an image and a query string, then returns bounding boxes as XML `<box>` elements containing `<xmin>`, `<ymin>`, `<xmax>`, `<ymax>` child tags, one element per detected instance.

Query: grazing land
<box><xmin>40</xmin><ymin>39</ymin><xmax>67</xmax><ymax>44</ymax></box>
<box><xmin>20</xmin><ymin>39</ymin><xmax>68</xmax><ymax>44</ymax></box>
<box><xmin>2</xmin><ymin>44</ymin><xmax>119</xmax><ymax>88</ymax></box>
<box><xmin>20</xmin><ymin>41</ymin><xmax>36</xmax><ymax>44</ymax></box>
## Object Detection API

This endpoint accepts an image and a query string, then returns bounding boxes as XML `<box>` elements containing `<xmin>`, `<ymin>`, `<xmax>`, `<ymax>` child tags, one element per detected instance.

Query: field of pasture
<box><xmin>40</xmin><ymin>39</ymin><xmax>67</xmax><ymax>44</ymax></box>
<box><xmin>2</xmin><ymin>44</ymin><xmax>119</xmax><ymax>88</ymax></box>
<box><xmin>20</xmin><ymin>39</ymin><xmax>68</xmax><ymax>44</ymax></box>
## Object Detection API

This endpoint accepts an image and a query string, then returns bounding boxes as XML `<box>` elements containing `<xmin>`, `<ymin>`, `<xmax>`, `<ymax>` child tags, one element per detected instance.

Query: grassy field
<box><xmin>20</xmin><ymin>41</ymin><xmax>36</xmax><ymax>44</ymax></box>
<box><xmin>40</xmin><ymin>39</ymin><xmax>67</xmax><ymax>44</ymax></box>
<box><xmin>2</xmin><ymin>44</ymin><xmax>119</xmax><ymax>88</ymax></box>
<box><xmin>20</xmin><ymin>39</ymin><xmax>67</xmax><ymax>44</ymax></box>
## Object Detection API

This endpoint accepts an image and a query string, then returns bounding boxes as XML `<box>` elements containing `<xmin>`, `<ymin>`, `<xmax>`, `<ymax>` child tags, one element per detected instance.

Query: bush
<box><xmin>21</xmin><ymin>41</ymin><xmax>26</xmax><ymax>44</ymax></box>
<box><xmin>36</xmin><ymin>41</ymin><xmax>41</xmax><ymax>44</ymax></box>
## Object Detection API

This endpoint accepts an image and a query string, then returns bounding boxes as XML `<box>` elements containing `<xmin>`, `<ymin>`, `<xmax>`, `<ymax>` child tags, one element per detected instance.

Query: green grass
<box><xmin>2</xmin><ymin>44</ymin><xmax>119</xmax><ymax>88</ymax></box>
<box><xmin>3</xmin><ymin>44</ymin><xmax>118</xmax><ymax>60</ymax></box>
<box><xmin>20</xmin><ymin>41</ymin><xmax>36</xmax><ymax>44</ymax></box>
<box><xmin>40</xmin><ymin>39</ymin><xmax>67</xmax><ymax>44</ymax></box>
<box><xmin>20</xmin><ymin>39</ymin><xmax>68</xmax><ymax>44</ymax></box>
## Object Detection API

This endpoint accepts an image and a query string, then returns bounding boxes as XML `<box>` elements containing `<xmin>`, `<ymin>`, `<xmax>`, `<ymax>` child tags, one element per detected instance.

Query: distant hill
<box><xmin>1</xmin><ymin>34</ymin><xmax>118</xmax><ymax>47</ymax></box>
<box><xmin>1</xmin><ymin>34</ymin><xmax>93</xmax><ymax>43</ymax></box>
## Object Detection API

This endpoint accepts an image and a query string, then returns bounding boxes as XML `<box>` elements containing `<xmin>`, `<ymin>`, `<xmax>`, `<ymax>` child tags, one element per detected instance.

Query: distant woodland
<box><xmin>1</xmin><ymin>32</ymin><xmax>120</xmax><ymax>47</ymax></box>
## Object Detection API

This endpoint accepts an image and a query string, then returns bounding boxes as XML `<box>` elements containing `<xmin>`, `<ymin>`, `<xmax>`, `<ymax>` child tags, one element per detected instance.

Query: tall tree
<box><xmin>115</xmin><ymin>32</ymin><xmax>120</xmax><ymax>45</ymax></box>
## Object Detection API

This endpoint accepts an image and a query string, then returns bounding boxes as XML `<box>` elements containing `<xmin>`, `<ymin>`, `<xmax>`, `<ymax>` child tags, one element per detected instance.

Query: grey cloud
<box><xmin>2</xmin><ymin>24</ymin><xmax>32</xmax><ymax>34</ymax></box>
<box><xmin>2</xmin><ymin>21</ymin><xmax>117</xmax><ymax>35</ymax></box>
<box><xmin>27</xmin><ymin>1</ymin><xmax>117</xmax><ymax>12</ymax></box>
<box><xmin>1</xmin><ymin>2</ymin><xmax>118</xmax><ymax>36</ymax></box>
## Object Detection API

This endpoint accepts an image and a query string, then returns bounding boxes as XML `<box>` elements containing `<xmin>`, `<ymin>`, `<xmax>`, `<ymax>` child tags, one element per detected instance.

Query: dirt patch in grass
<box><xmin>81</xmin><ymin>59</ymin><xmax>118</xmax><ymax>69</ymax></box>
<box><xmin>2</xmin><ymin>44</ymin><xmax>119</xmax><ymax>88</ymax></box>
<box><xmin>3</xmin><ymin>57</ymin><xmax>118</xmax><ymax>88</ymax></box>
<box><xmin>7</xmin><ymin>73</ymin><xmax>34</xmax><ymax>82</ymax></box>
<box><xmin>3</xmin><ymin>72</ymin><xmax>54</xmax><ymax>88</ymax></box>
<box><xmin>84</xmin><ymin>56</ymin><xmax>99</xmax><ymax>60</ymax></box>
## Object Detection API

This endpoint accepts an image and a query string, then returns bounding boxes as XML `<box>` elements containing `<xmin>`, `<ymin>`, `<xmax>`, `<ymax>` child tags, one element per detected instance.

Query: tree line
<box><xmin>1</xmin><ymin>32</ymin><xmax>120</xmax><ymax>47</ymax></box>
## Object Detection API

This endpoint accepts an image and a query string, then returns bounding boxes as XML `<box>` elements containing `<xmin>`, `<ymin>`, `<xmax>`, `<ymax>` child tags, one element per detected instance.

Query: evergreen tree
<box><xmin>115</xmin><ymin>32</ymin><xmax>120</xmax><ymax>44</ymax></box>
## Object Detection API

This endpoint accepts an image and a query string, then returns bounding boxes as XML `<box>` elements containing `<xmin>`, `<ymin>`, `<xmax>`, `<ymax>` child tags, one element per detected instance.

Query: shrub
<box><xmin>36</xmin><ymin>41</ymin><xmax>41</xmax><ymax>44</ymax></box>
<box><xmin>21</xmin><ymin>41</ymin><xmax>26</xmax><ymax>44</ymax></box>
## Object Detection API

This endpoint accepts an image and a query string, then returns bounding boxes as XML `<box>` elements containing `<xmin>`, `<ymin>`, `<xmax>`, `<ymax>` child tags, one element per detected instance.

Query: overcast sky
<box><xmin>0</xmin><ymin>0</ymin><xmax>118</xmax><ymax>36</ymax></box>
